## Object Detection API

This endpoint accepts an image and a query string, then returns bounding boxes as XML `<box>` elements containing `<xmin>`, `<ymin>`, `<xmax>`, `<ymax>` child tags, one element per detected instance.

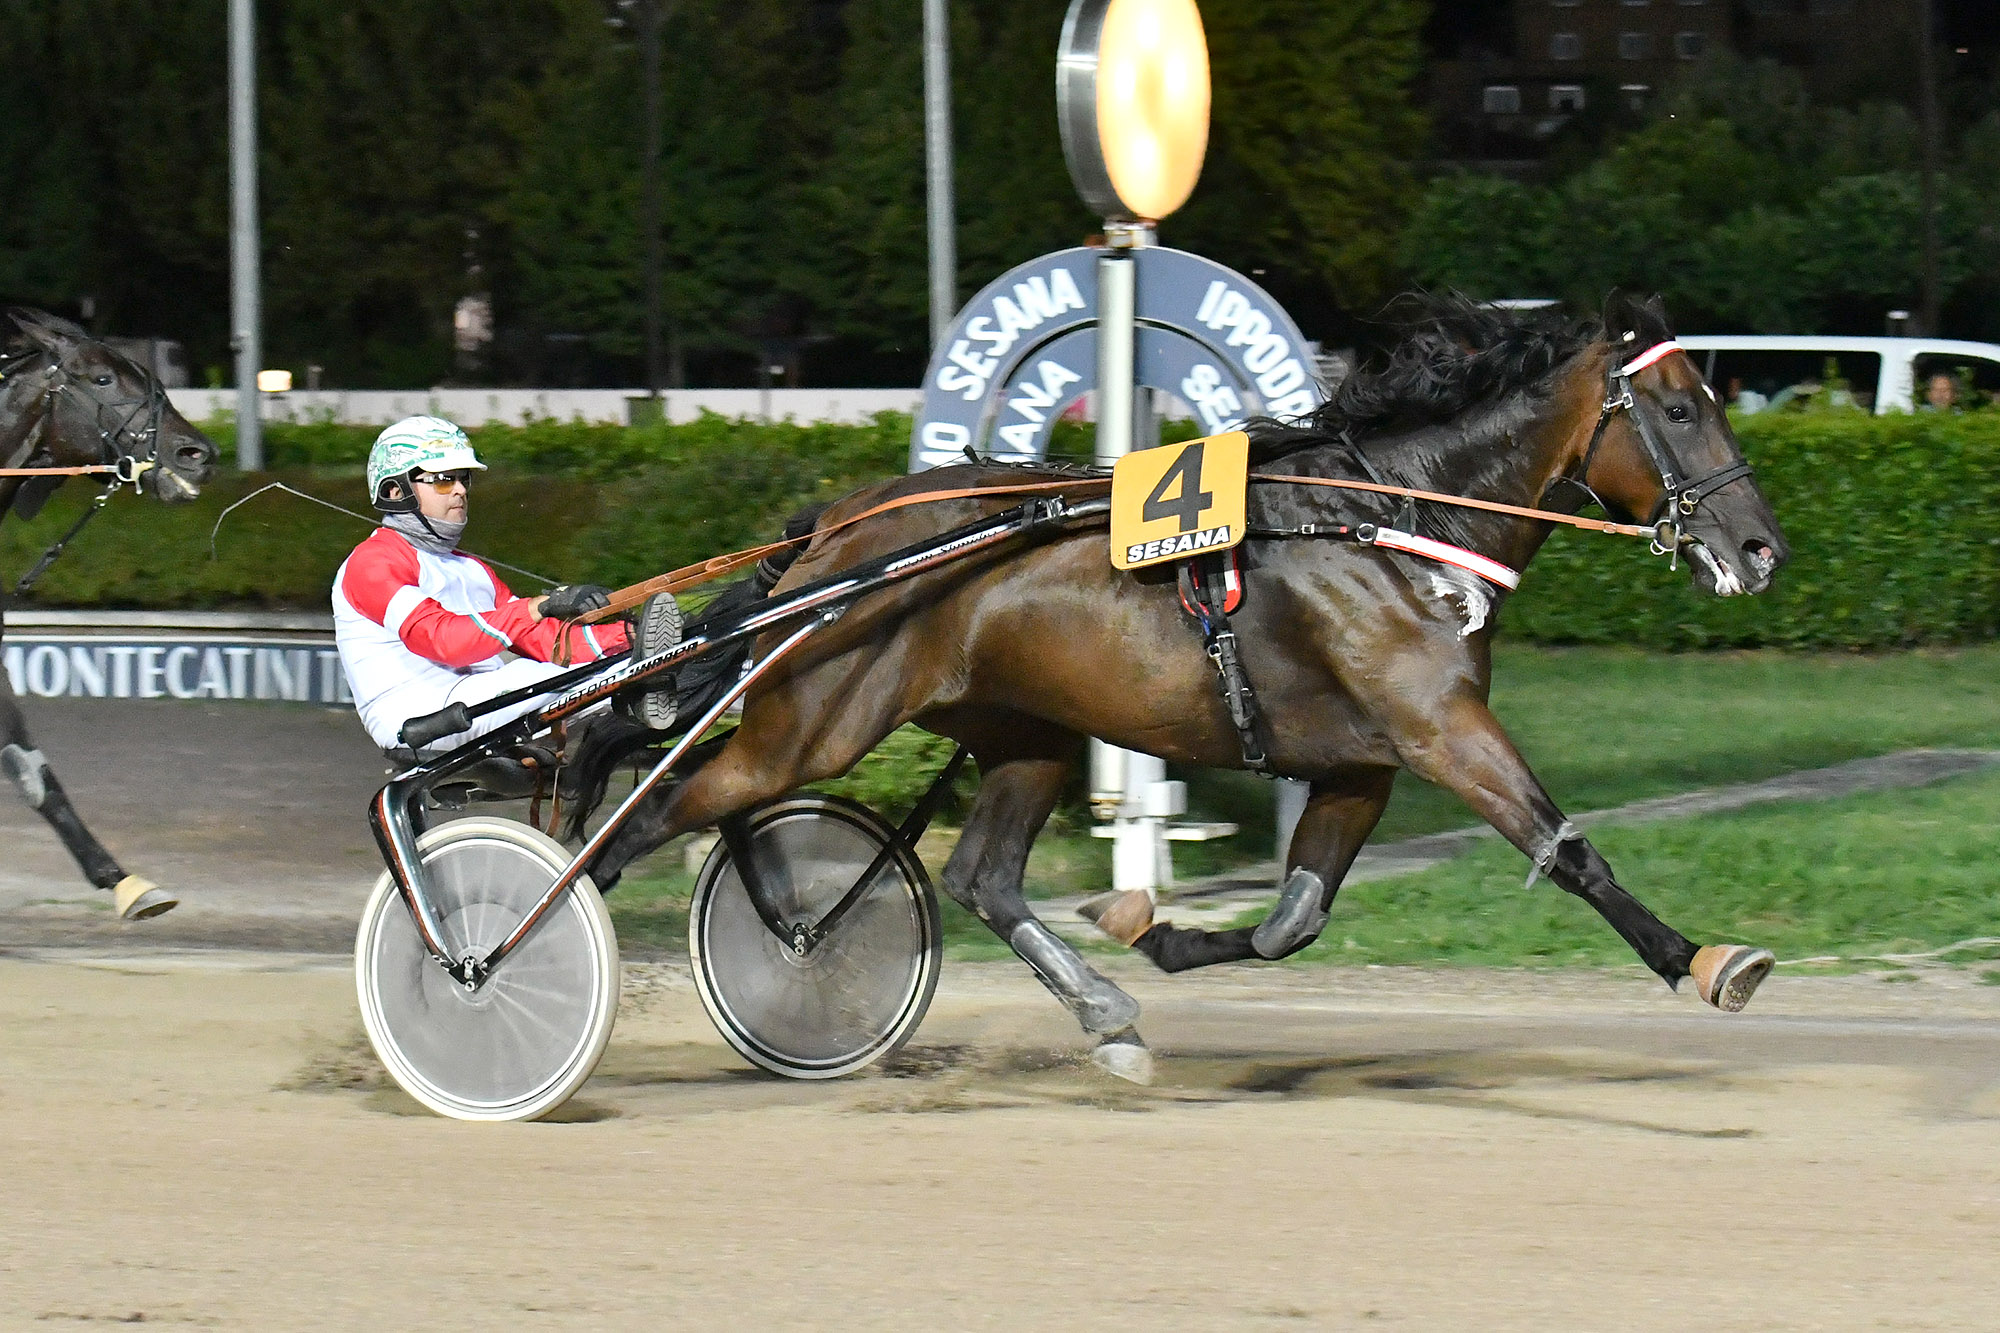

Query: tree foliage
<box><xmin>0</xmin><ymin>0</ymin><xmax>1427</xmax><ymax>386</ymax></box>
<box><xmin>1401</xmin><ymin>52</ymin><xmax>1999</xmax><ymax>338</ymax></box>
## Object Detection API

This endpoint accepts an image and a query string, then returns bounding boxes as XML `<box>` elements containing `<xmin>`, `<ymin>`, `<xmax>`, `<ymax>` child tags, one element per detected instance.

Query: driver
<box><xmin>333</xmin><ymin>415</ymin><xmax>627</xmax><ymax>750</ymax></box>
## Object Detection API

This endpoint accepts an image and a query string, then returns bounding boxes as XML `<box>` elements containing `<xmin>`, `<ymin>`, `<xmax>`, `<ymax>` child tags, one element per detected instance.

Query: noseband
<box><xmin>1546</xmin><ymin>340</ymin><xmax>1756</xmax><ymax>565</ymax></box>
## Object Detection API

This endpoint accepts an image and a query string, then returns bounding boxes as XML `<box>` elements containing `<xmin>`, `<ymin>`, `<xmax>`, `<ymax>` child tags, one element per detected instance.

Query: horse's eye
<box><xmin>1667</xmin><ymin>404</ymin><xmax>1691</xmax><ymax>423</ymax></box>
<box><xmin>93</xmin><ymin>374</ymin><xmax>113</xmax><ymax>387</ymax></box>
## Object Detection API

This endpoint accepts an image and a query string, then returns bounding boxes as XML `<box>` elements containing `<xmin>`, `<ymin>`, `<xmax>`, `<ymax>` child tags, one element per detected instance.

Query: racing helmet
<box><xmin>366</xmin><ymin>415</ymin><xmax>486</xmax><ymax>512</ymax></box>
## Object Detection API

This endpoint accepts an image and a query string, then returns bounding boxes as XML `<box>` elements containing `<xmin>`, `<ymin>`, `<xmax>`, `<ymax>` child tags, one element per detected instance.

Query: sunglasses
<box><xmin>411</xmin><ymin>470</ymin><xmax>473</xmax><ymax>491</ymax></box>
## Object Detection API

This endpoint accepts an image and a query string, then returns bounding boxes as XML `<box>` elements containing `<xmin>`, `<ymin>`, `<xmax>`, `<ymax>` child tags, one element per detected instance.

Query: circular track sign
<box><xmin>909</xmin><ymin>246</ymin><xmax>1323</xmax><ymax>471</ymax></box>
<box><xmin>1058</xmin><ymin>0</ymin><xmax>1211</xmax><ymax>222</ymax></box>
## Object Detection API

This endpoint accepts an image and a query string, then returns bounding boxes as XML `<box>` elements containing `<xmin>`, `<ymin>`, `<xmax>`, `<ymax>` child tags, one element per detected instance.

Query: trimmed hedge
<box><xmin>6</xmin><ymin>409</ymin><xmax>1997</xmax><ymax>650</ymax></box>
<box><xmin>1502</xmin><ymin>410</ymin><xmax>2000</xmax><ymax>649</ymax></box>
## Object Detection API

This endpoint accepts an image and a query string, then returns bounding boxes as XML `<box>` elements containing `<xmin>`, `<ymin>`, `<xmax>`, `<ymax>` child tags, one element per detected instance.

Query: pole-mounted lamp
<box><xmin>1058</xmin><ymin>0</ymin><xmax>1210</xmax><ymax>229</ymax></box>
<box><xmin>1058</xmin><ymin>0</ymin><xmax>1213</xmax><ymax>893</ymax></box>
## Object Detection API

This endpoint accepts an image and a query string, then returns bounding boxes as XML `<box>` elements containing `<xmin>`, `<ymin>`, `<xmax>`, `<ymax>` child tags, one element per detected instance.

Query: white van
<box><xmin>1676</xmin><ymin>336</ymin><xmax>2000</xmax><ymax>415</ymax></box>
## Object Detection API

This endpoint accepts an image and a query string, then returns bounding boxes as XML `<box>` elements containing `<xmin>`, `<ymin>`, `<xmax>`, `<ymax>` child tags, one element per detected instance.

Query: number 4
<box><xmin>1142</xmin><ymin>442</ymin><xmax>1214</xmax><ymax>533</ymax></box>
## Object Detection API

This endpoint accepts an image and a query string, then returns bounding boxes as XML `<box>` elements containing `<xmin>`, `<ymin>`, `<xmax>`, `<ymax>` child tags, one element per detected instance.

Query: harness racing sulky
<box><xmin>355</xmin><ymin>294</ymin><xmax>1791</xmax><ymax>1122</ymax></box>
<box><xmin>0</xmin><ymin>309</ymin><xmax>218</xmax><ymax>920</ymax></box>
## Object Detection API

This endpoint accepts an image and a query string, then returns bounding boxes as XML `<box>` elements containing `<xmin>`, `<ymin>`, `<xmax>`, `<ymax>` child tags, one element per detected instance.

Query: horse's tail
<box><xmin>559</xmin><ymin>712</ymin><xmax>655</xmax><ymax>841</ymax></box>
<box><xmin>561</xmin><ymin>501</ymin><xmax>829</xmax><ymax>843</ymax></box>
<box><xmin>755</xmin><ymin>502</ymin><xmax>827</xmax><ymax>590</ymax></box>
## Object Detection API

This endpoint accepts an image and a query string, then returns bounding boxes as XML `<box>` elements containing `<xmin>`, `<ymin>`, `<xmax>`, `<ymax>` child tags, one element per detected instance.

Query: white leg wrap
<box><xmin>1</xmin><ymin>744</ymin><xmax>50</xmax><ymax>809</ymax></box>
<box><xmin>1523</xmin><ymin>819</ymin><xmax>1582</xmax><ymax>890</ymax></box>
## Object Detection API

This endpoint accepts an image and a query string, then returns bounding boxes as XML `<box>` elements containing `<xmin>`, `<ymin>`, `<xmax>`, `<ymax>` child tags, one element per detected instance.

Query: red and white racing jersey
<box><xmin>333</xmin><ymin>527</ymin><xmax>628</xmax><ymax>747</ymax></box>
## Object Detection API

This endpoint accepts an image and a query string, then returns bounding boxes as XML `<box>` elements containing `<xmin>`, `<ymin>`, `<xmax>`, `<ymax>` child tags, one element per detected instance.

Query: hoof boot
<box><xmin>114</xmin><ymin>875</ymin><xmax>178</xmax><ymax>921</ymax></box>
<box><xmin>1690</xmin><ymin>944</ymin><xmax>1774</xmax><ymax>1012</ymax></box>
<box><xmin>1089</xmin><ymin>1029</ymin><xmax>1154</xmax><ymax>1085</ymax></box>
<box><xmin>1076</xmin><ymin>889</ymin><xmax>1154</xmax><ymax>946</ymax></box>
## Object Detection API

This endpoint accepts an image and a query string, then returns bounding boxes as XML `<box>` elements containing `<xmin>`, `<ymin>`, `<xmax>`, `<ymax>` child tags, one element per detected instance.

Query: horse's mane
<box><xmin>1249</xmin><ymin>293</ymin><xmax>1617</xmax><ymax>464</ymax></box>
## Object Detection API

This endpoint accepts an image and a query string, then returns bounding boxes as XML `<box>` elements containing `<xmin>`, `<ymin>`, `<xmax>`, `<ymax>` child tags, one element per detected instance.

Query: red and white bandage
<box><xmin>1365</xmin><ymin>527</ymin><xmax>1521</xmax><ymax>591</ymax></box>
<box><xmin>1619</xmin><ymin>340</ymin><xmax>1683</xmax><ymax>377</ymax></box>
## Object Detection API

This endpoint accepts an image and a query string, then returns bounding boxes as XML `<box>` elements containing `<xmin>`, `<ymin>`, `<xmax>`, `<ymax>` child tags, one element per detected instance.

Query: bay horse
<box><xmin>1</xmin><ymin>309</ymin><xmax>217</xmax><ymax>918</ymax></box>
<box><xmin>575</xmin><ymin>293</ymin><xmax>1789</xmax><ymax>1079</ymax></box>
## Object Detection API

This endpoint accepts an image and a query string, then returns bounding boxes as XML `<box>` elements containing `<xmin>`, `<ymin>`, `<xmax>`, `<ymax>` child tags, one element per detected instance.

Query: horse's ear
<box><xmin>1641</xmin><ymin>293</ymin><xmax>1676</xmax><ymax>340</ymax></box>
<box><xmin>1600</xmin><ymin>291</ymin><xmax>1643</xmax><ymax>346</ymax></box>
<box><xmin>5</xmin><ymin>308</ymin><xmax>79</xmax><ymax>358</ymax></box>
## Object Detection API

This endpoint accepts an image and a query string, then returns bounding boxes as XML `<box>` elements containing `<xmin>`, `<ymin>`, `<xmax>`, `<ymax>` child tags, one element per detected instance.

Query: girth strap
<box><xmin>1178</xmin><ymin>552</ymin><xmax>1269</xmax><ymax>774</ymax></box>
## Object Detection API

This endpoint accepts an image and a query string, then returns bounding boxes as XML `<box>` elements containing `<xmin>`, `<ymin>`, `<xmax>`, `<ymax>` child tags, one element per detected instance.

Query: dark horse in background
<box><xmin>0</xmin><ymin>309</ymin><xmax>217</xmax><ymax>918</ymax></box>
<box><xmin>572</xmin><ymin>293</ymin><xmax>1790</xmax><ymax>1080</ymax></box>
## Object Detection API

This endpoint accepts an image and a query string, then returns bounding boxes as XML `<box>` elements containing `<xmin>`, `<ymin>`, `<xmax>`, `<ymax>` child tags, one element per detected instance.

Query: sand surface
<box><xmin>4</xmin><ymin>953</ymin><xmax>1998</xmax><ymax>1329</ymax></box>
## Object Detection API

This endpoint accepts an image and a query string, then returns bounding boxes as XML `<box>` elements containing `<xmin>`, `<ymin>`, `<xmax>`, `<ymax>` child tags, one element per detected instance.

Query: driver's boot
<box><xmin>629</xmin><ymin>592</ymin><xmax>683</xmax><ymax>731</ymax></box>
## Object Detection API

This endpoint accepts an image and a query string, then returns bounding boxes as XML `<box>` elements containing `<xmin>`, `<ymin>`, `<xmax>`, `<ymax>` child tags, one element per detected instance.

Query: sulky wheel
<box><xmin>355</xmin><ymin>817</ymin><xmax>619</xmax><ymax>1121</ymax></box>
<box><xmin>690</xmin><ymin>794</ymin><xmax>941</xmax><ymax>1079</ymax></box>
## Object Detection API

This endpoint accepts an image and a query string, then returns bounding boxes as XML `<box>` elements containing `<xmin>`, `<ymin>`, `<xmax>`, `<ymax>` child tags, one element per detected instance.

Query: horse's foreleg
<box><xmin>1116</xmin><ymin>767</ymin><xmax>1396</xmax><ymax>973</ymax></box>
<box><xmin>943</xmin><ymin>747</ymin><xmax>1151</xmax><ymax>1081</ymax></box>
<box><xmin>0</xmin><ymin>691</ymin><xmax>174</xmax><ymax>919</ymax></box>
<box><xmin>1396</xmin><ymin>698</ymin><xmax>1768</xmax><ymax>1008</ymax></box>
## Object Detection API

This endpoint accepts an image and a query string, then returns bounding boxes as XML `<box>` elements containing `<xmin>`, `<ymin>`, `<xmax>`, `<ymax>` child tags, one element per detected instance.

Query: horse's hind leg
<box><xmin>940</xmin><ymin>742</ymin><xmax>1151</xmax><ymax>1082</ymax></box>
<box><xmin>1107</xmin><ymin>767</ymin><xmax>1396</xmax><ymax>973</ymax></box>
<box><xmin>0</xmin><ymin>689</ymin><xmax>173</xmax><ymax>919</ymax></box>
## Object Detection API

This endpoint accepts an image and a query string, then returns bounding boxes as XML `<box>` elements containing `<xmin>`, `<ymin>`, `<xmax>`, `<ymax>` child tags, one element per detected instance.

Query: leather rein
<box><xmin>589</xmin><ymin>340</ymin><xmax>1734</xmax><ymax>622</ymax></box>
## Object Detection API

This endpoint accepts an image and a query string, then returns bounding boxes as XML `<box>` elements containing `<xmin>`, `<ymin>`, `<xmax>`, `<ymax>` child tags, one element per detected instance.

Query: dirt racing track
<box><xmin>5</xmin><ymin>698</ymin><xmax>2000</xmax><ymax>1328</ymax></box>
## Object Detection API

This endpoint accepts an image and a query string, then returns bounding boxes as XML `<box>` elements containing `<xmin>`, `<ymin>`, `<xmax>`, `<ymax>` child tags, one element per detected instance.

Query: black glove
<box><xmin>540</xmin><ymin>583</ymin><xmax>612</xmax><ymax>620</ymax></box>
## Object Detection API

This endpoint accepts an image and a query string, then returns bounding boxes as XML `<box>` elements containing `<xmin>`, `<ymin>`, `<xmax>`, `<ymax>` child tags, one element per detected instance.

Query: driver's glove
<box><xmin>540</xmin><ymin>583</ymin><xmax>613</xmax><ymax>620</ymax></box>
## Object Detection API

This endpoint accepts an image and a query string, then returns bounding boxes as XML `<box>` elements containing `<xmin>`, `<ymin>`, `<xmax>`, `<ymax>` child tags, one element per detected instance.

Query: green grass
<box><xmin>1275</xmin><ymin>764</ymin><xmax>2000</xmax><ymax>970</ymax></box>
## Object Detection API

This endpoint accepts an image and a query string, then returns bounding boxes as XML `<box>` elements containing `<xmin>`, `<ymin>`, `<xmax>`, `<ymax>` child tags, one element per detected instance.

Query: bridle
<box><xmin>1</xmin><ymin>341</ymin><xmax>174</xmax><ymax>596</ymax></box>
<box><xmin>0</xmin><ymin>342</ymin><xmax>166</xmax><ymax>487</ymax></box>
<box><xmin>1544</xmin><ymin>339</ymin><xmax>1757</xmax><ymax>566</ymax></box>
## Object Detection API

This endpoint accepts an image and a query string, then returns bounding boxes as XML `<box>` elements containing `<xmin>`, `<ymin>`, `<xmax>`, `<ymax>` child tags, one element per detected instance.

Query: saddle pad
<box><xmin>1110</xmin><ymin>430</ymin><xmax>1249</xmax><ymax>571</ymax></box>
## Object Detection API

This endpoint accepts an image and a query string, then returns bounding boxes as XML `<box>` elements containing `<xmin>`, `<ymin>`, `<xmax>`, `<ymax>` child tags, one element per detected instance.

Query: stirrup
<box><xmin>629</xmin><ymin>592</ymin><xmax>683</xmax><ymax>731</ymax></box>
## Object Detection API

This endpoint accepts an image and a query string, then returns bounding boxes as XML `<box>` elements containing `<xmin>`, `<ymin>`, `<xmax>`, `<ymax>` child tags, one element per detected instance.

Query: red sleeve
<box><xmin>460</xmin><ymin>555</ymin><xmax>631</xmax><ymax>665</ymax></box>
<box><xmin>509</xmin><ymin>612</ymin><xmax>630</xmax><ymax>665</ymax></box>
<box><xmin>339</xmin><ymin>531</ymin><xmax>543</xmax><ymax>669</ymax></box>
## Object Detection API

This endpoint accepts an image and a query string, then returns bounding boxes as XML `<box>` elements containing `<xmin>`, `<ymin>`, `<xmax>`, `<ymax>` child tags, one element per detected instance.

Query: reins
<box><xmin>582</xmin><ymin>337</ymin><xmax>1741</xmax><ymax>623</ymax></box>
<box><xmin>584</xmin><ymin>458</ymin><xmax>1662</xmax><ymax>623</ymax></box>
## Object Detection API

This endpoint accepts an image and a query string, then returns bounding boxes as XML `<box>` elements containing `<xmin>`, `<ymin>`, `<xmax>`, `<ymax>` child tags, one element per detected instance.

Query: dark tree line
<box><xmin>0</xmin><ymin>0</ymin><xmax>1426</xmax><ymax>388</ymax></box>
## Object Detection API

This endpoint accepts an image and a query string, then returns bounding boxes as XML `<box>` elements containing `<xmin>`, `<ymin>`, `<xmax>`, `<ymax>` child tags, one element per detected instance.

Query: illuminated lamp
<box><xmin>1058</xmin><ymin>0</ymin><xmax>1211</xmax><ymax>224</ymax></box>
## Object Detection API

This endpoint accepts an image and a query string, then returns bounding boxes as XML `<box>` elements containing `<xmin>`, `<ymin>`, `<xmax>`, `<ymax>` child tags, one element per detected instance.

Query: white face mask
<box><xmin>385</xmin><ymin>510</ymin><xmax>466</xmax><ymax>555</ymax></box>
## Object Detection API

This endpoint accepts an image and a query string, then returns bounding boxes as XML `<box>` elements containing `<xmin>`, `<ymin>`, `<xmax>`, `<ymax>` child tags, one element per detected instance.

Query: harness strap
<box><xmin>1177</xmin><ymin>555</ymin><xmax>1269</xmax><ymax>773</ymax></box>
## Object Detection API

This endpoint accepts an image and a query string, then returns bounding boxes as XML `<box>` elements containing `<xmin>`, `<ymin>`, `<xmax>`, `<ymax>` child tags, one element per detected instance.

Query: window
<box><xmin>1550</xmin><ymin>32</ymin><xmax>1582</xmax><ymax>59</ymax></box>
<box><xmin>1550</xmin><ymin>84</ymin><xmax>1586</xmax><ymax>112</ymax></box>
<box><xmin>1675</xmin><ymin>31</ymin><xmax>1706</xmax><ymax>58</ymax></box>
<box><xmin>1620</xmin><ymin>83</ymin><xmax>1651</xmax><ymax>111</ymax></box>
<box><xmin>1550</xmin><ymin>0</ymin><xmax>1580</xmax><ymax>6</ymax></box>
<box><xmin>1620</xmin><ymin>0</ymin><xmax>1649</xmax><ymax>6</ymax></box>
<box><xmin>1676</xmin><ymin>0</ymin><xmax>1706</xmax><ymax>5</ymax></box>
<box><xmin>1482</xmin><ymin>85</ymin><xmax>1523</xmax><ymax>115</ymax></box>
<box><xmin>1619</xmin><ymin>31</ymin><xmax>1655</xmax><ymax>59</ymax></box>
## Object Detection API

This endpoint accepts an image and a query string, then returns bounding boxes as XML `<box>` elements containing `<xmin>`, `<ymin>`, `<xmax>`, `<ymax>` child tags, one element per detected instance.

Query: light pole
<box><xmin>1058</xmin><ymin>0</ymin><xmax>1211</xmax><ymax>898</ymax></box>
<box><xmin>640</xmin><ymin>0</ymin><xmax>665</xmax><ymax>395</ymax></box>
<box><xmin>924</xmin><ymin>0</ymin><xmax>957</xmax><ymax>352</ymax></box>
<box><xmin>229</xmin><ymin>0</ymin><xmax>263</xmax><ymax>470</ymax></box>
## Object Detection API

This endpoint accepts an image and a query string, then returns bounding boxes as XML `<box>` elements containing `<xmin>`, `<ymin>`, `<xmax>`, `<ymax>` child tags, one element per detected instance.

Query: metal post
<box><xmin>923</xmin><ymin>0</ymin><xmax>957</xmax><ymax>350</ymax></box>
<box><xmin>1087</xmin><ymin>244</ymin><xmax>1173</xmax><ymax>894</ymax></box>
<box><xmin>1917</xmin><ymin>0</ymin><xmax>1942</xmax><ymax>336</ymax></box>
<box><xmin>228</xmin><ymin>0</ymin><xmax>262</xmax><ymax>471</ymax></box>
<box><xmin>640</xmin><ymin>0</ymin><xmax>664</xmax><ymax>396</ymax></box>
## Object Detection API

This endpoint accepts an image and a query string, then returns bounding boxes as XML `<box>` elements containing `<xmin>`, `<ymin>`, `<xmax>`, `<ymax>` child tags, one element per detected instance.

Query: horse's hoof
<box><xmin>1089</xmin><ymin>1029</ymin><xmax>1154</xmax><ymax>1085</ymax></box>
<box><xmin>113</xmin><ymin>875</ymin><xmax>178</xmax><ymax>921</ymax></box>
<box><xmin>1076</xmin><ymin>889</ymin><xmax>1154</xmax><ymax>946</ymax></box>
<box><xmin>1690</xmin><ymin>944</ymin><xmax>1774</xmax><ymax>1012</ymax></box>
